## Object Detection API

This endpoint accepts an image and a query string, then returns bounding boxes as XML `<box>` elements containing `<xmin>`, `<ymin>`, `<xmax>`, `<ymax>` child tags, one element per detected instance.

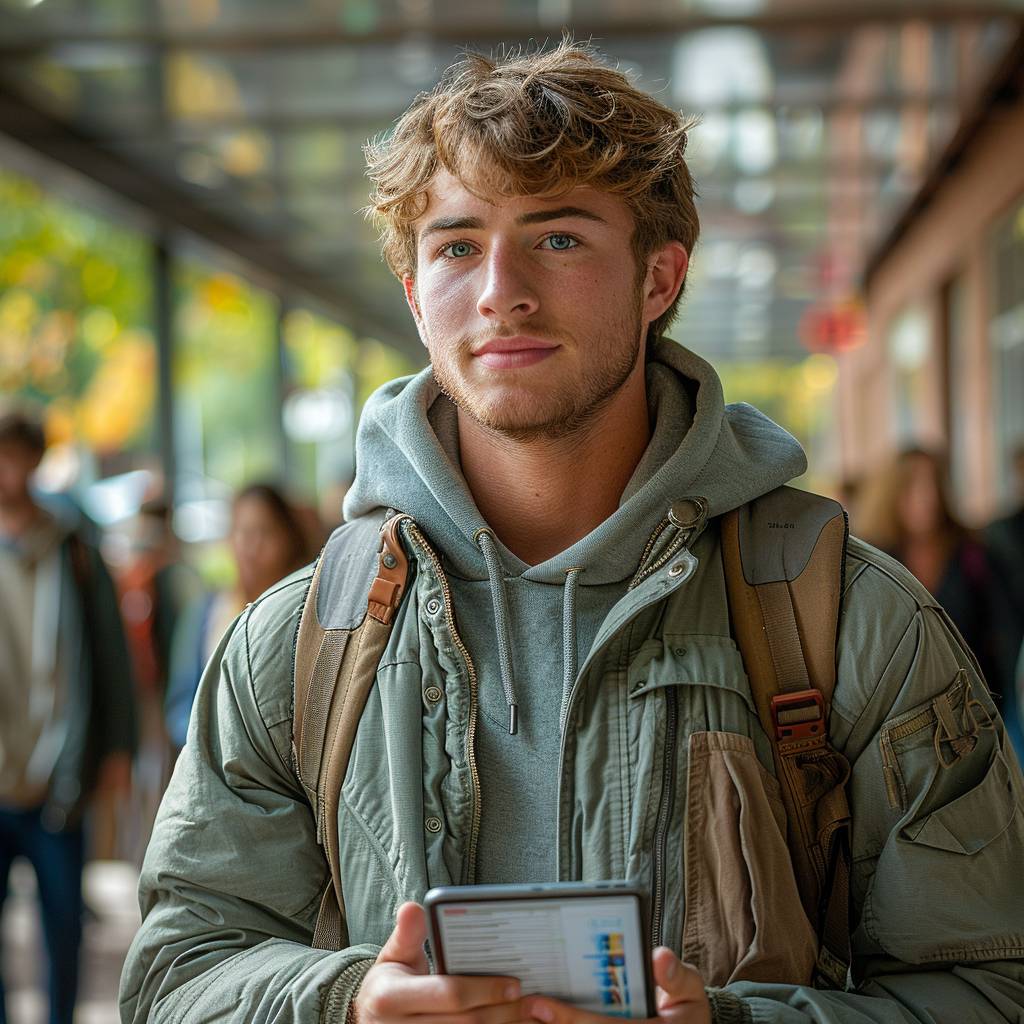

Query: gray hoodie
<box><xmin>344</xmin><ymin>335</ymin><xmax>806</xmax><ymax>883</ymax></box>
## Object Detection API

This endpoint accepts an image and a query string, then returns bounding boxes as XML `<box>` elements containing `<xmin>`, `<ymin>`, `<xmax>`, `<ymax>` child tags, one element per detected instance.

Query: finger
<box><xmin>370</xmin><ymin>972</ymin><xmax>521</xmax><ymax>1015</ymax></box>
<box><xmin>401</xmin><ymin>1004</ymin><xmax>529</xmax><ymax>1024</ymax></box>
<box><xmin>651</xmin><ymin>948</ymin><xmax>704</xmax><ymax>1009</ymax></box>
<box><xmin>522</xmin><ymin>995</ymin><xmax>609</xmax><ymax>1023</ymax></box>
<box><xmin>377</xmin><ymin>902</ymin><xmax>429</xmax><ymax>972</ymax></box>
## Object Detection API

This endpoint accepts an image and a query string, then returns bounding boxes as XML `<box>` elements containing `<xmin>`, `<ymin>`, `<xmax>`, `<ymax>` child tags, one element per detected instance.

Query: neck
<box><xmin>0</xmin><ymin>494</ymin><xmax>40</xmax><ymax>539</ymax></box>
<box><xmin>458</xmin><ymin>362</ymin><xmax>650</xmax><ymax>565</ymax></box>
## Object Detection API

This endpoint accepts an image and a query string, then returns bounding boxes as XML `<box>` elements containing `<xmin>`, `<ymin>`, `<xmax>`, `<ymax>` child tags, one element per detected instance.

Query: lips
<box><xmin>473</xmin><ymin>336</ymin><xmax>559</xmax><ymax>369</ymax></box>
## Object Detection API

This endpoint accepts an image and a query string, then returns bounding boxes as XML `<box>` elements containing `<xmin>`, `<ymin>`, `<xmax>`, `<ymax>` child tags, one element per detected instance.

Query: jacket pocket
<box><xmin>682</xmin><ymin>731</ymin><xmax>817</xmax><ymax>988</ymax></box>
<box><xmin>864</xmin><ymin>732</ymin><xmax>1024</xmax><ymax>964</ymax></box>
<box><xmin>628</xmin><ymin>636</ymin><xmax>772</xmax><ymax>768</ymax></box>
<box><xmin>878</xmin><ymin>669</ymin><xmax>995</xmax><ymax>815</ymax></box>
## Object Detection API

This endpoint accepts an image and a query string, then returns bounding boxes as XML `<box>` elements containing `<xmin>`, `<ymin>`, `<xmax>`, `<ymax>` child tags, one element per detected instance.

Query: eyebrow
<box><xmin>421</xmin><ymin>215</ymin><xmax>484</xmax><ymax>239</ymax></box>
<box><xmin>420</xmin><ymin>205</ymin><xmax>607</xmax><ymax>240</ymax></box>
<box><xmin>516</xmin><ymin>206</ymin><xmax>607</xmax><ymax>226</ymax></box>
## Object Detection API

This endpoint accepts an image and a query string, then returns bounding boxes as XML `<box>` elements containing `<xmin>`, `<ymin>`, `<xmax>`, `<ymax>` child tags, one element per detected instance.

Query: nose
<box><xmin>476</xmin><ymin>243</ymin><xmax>540</xmax><ymax>320</ymax></box>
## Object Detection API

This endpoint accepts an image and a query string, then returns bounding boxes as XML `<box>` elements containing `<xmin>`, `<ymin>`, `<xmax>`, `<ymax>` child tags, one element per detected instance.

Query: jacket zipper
<box><xmin>556</xmin><ymin>536</ymin><xmax>700</xmax><ymax>882</ymax></box>
<box><xmin>651</xmin><ymin>686</ymin><xmax>679</xmax><ymax>948</ymax></box>
<box><xmin>405</xmin><ymin>522</ymin><xmax>482</xmax><ymax>884</ymax></box>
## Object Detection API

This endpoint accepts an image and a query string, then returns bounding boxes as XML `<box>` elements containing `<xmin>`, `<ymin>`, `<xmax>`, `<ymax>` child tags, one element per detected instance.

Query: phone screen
<box><xmin>433</xmin><ymin>894</ymin><xmax>648</xmax><ymax>1018</ymax></box>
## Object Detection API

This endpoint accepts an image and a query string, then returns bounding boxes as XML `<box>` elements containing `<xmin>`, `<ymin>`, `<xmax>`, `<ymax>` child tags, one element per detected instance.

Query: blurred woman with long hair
<box><xmin>857</xmin><ymin>447</ymin><xmax>1022</xmax><ymax>755</ymax></box>
<box><xmin>165</xmin><ymin>483</ymin><xmax>312</xmax><ymax>750</ymax></box>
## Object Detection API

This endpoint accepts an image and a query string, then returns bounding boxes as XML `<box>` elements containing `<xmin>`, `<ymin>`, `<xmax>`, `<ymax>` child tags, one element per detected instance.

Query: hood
<box><xmin>343</xmin><ymin>335</ymin><xmax>806</xmax><ymax>586</ymax></box>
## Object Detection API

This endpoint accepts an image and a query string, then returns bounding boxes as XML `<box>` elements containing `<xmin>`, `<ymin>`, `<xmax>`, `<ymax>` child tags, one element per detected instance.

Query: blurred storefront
<box><xmin>842</xmin><ymin>33</ymin><xmax>1024</xmax><ymax>524</ymax></box>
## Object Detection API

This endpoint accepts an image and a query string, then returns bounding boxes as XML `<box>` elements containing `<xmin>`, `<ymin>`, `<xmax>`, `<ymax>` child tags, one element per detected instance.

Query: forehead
<box><xmin>415</xmin><ymin>168</ymin><xmax>634</xmax><ymax>231</ymax></box>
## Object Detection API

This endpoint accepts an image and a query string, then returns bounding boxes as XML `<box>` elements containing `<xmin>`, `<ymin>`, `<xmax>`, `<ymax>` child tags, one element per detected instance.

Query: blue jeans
<box><xmin>0</xmin><ymin>805</ymin><xmax>84</xmax><ymax>1024</ymax></box>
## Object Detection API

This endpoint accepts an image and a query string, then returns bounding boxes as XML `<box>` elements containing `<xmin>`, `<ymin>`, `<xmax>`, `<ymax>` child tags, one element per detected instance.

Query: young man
<box><xmin>0</xmin><ymin>404</ymin><xmax>136</xmax><ymax>1024</ymax></box>
<box><xmin>121</xmin><ymin>43</ymin><xmax>1024</xmax><ymax>1024</ymax></box>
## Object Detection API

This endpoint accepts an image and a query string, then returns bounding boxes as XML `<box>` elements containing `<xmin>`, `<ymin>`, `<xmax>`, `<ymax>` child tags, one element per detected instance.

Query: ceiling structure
<box><xmin>1</xmin><ymin>0</ymin><xmax>1022</xmax><ymax>364</ymax></box>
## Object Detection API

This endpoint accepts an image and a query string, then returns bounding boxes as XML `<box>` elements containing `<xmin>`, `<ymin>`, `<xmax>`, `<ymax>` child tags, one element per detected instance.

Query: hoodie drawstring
<box><xmin>475</xmin><ymin>529</ymin><xmax>520</xmax><ymax>734</ymax></box>
<box><xmin>475</xmin><ymin>529</ymin><xmax>585</xmax><ymax>737</ymax></box>
<box><xmin>559</xmin><ymin>567</ymin><xmax>583</xmax><ymax>734</ymax></box>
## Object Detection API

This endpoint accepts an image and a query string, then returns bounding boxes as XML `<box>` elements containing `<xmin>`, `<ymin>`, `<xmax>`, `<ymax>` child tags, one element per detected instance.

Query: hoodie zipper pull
<box><xmin>668</xmin><ymin>497</ymin><xmax>709</xmax><ymax>536</ymax></box>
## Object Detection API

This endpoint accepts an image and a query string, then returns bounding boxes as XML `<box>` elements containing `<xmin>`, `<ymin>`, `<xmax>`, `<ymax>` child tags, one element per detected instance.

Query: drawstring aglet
<box><xmin>508</xmin><ymin>704</ymin><xmax>519</xmax><ymax>735</ymax></box>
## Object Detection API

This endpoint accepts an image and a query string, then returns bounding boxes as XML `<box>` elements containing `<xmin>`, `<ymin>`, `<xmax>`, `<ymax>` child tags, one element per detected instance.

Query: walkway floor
<box><xmin>2</xmin><ymin>860</ymin><xmax>139</xmax><ymax>1024</ymax></box>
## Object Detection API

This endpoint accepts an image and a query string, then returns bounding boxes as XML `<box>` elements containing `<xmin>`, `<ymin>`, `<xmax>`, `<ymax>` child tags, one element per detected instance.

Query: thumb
<box><xmin>377</xmin><ymin>902</ymin><xmax>429</xmax><ymax>973</ymax></box>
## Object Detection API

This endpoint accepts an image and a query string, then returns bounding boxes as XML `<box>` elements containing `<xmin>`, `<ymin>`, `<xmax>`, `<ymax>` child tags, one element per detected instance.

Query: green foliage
<box><xmin>0</xmin><ymin>167</ymin><xmax>156</xmax><ymax>455</ymax></box>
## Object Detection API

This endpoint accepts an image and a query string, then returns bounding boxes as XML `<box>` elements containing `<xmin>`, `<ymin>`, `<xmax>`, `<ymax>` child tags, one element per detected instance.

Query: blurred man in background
<box><xmin>0</xmin><ymin>402</ymin><xmax>136</xmax><ymax>1024</ymax></box>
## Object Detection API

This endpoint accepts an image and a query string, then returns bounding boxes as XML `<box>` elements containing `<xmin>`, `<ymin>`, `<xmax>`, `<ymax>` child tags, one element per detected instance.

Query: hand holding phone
<box><xmin>355</xmin><ymin>902</ymin><xmax>524</xmax><ymax>1024</ymax></box>
<box><xmin>521</xmin><ymin>949</ymin><xmax>711</xmax><ymax>1024</ymax></box>
<box><xmin>425</xmin><ymin>882</ymin><xmax>654</xmax><ymax>1019</ymax></box>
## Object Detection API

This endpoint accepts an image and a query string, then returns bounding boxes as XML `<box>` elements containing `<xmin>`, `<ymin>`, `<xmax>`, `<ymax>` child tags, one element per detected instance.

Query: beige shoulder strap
<box><xmin>293</xmin><ymin>513</ymin><xmax>411</xmax><ymax>950</ymax></box>
<box><xmin>721</xmin><ymin>488</ymin><xmax>852</xmax><ymax>989</ymax></box>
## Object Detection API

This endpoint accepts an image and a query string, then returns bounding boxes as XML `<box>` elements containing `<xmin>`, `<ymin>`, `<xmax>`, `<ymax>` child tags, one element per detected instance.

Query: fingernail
<box><xmin>505</xmin><ymin>982</ymin><xmax>521</xmax><ymax>1000</ymax></box>
<box><xmin>533</xmin><ymin>1005</ymin><xmax>554</xmax><ymax>1023</ymax></box>
<box><xmin>666</xmin><ymin>956</ymin><xmax>679</xmax><ymax>980</ymax></box>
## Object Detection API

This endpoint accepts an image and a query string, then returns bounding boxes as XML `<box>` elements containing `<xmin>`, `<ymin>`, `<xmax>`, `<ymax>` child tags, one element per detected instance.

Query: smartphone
<box><xmin>424</xmin><ymin>881</ymin><xmax>653</xmax><ymax>1019</ymax></box>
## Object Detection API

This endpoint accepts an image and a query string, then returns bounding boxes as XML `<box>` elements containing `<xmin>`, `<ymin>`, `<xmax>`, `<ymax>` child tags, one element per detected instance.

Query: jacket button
<box><xmin>424</xmin><ymin>685</ymin><xmax>443</xmax><ymax>704</ymax></box>
<box><xmin>425</xmin><ymin>598</ymin><xmax>442</xmax><ymax>615</ymax></box>
<box><xmin>668</xmin><ymin>563</ymin><xmax>687</xmax><ymax>577</ymax></box>
<box><xmin>674</xmin><ymin>646</ymin><xmax>687</xmax><ymax>657</ymax></box>
<box><xmin>425</xmin><ymin>816</ymin><xmax>443</xmax><ymax>834</ymax></box>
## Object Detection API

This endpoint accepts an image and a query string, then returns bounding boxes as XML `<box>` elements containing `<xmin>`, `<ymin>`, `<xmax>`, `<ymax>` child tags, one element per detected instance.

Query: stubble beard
<box><xmin>428</xmin><ymin>293</ymin><xmax>646</xmax><ymax>444</ymax></box>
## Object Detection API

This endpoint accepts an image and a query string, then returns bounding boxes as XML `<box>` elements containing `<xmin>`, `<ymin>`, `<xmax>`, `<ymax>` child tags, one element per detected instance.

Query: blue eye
<box><xmin>442</xmin><ymin>241</ymin><xmax>474</xmax><ymax>258</ymax></box>
<box><xmin>544</xmin><ymin>234</ymin><xmax>577</xmax><ymax>251</ymax></box>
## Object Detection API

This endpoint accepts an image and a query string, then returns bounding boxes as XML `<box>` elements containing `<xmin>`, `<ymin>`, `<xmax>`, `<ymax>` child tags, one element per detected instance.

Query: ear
<box><xmin>641</xmin><ymin>241</ymin><xmax>689</xmax><ymax>328</ymax></box>
<box><xmin>403</xmin><ymin>276</ymin><xmax>422</xmax><ymax>324</ymax></box>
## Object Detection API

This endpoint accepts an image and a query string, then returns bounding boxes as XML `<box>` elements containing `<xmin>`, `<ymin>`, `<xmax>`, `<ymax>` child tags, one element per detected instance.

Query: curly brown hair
<box><xmin>365</xmin><ymin>39</ymin><xmax>700</xmax><ymax>337</ymax></box>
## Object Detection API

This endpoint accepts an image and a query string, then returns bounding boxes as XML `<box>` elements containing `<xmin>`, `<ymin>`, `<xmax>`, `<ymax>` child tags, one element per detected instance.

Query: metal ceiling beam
<box><xmin>0</xmin><ymin>76</ymin><xmax>417</xmax><ymax>354</ymax></box>
<box><xmin>78</xmin><ymin>94</ymin><xmax>961</xmax><ymax>138</ymax></box>
<box><xmin>0</xmin><ymin>7</ymin><xmax>1019</xmax><ymax>55</ymax></box>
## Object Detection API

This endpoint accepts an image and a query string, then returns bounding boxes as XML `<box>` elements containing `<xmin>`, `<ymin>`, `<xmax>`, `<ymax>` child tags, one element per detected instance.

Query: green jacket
<box><xmin>120</xmin><ymin>343</ymin><xmax>1024</xmax><ymax>1022</ymax></box>
<box><xmin>119</xmin><ymin>517</ymin><xmax>1024</xmax><ymax>1023</ymax></box>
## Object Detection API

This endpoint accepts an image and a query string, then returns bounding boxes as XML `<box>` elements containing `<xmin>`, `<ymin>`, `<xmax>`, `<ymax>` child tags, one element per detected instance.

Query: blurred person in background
<box><xmin>0</xmin><ymin>402</ymin><xmax>137</xmax><ymax>1024</ymax></box>
<box><xmin>858</xmin><ymin>446</ymin><xmax>1022</xmax><ymax>756</ymax></box>
<box><xmin>164</xmin><ymin>482</ymin><xmax>311</xmax><ymax>750</ymax></box>
<box><xmin>118</xmin><ymin>499</ymin><xmax>200</xmax><ymax>703</ymax></box>
<box><xmin>115</xmin><ymin>499</ymin><xmax>201</xmax><ymax>858</ymax></box>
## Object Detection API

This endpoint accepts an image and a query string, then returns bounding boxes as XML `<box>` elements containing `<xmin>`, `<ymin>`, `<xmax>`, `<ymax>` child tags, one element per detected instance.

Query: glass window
<box><xmin>0</xmin><ymin>165</ymin><xmax>157</xmax><ymax>498</ymax></box>
<box><xmin>945</xmin><ymin>273</ymin><xmax>971</xmax><ymax>510</ymax></box>
<box><xmin>990</xmin><ymin>198</ymin><xmax>1024</xmax><ymax>508</ymax></box>
<box><xmin>282</xmin><ymin>307</ymin><xmax>358</xmax><ymax>504</ymax></box>
<box><xmin>887</xmin><ymin>303</ymin><xmax>932</xmax><ymax>446</ymax></box>
<box><xmin>173</xmin><ymin>261</ymin><xmax>280</xmax><ymax>495</ymax></box>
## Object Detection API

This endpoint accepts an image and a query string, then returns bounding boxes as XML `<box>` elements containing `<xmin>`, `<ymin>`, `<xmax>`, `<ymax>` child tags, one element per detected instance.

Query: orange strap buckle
<box><xmin>771</xmin><ymin>689</ymin><xmax>826</xmax><ymax>741</ymax></box>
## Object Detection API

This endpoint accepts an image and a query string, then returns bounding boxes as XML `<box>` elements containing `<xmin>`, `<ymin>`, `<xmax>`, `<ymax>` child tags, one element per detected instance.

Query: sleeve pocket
<box><xmin>903</xmin><ymin>747</ymin><xmax>1017</xmax><ymax>854</ymax></box>
<box><xmin>864</xmin><ymin>735</ymin><xmax>1024</xmax><ymax>965</ymax></box>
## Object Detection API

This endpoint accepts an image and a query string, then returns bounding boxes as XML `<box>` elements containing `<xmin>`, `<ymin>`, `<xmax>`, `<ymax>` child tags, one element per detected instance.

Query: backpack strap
<box><xmin>721</xmin><ymin>486</ymin><xmax>852</xmax><ymax>989</ymax></box>
<box><xmin>293</xmin><ymin>512</ymin><xmax>412</xmax><ymax>950</ymax></box>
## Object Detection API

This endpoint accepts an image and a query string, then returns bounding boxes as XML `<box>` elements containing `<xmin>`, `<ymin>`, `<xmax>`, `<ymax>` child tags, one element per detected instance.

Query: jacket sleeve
<box><xmin>709</xmin><ymin>538</ymin><xmax>1024</xmax><ymax>1024</ymax></box>
<box><xmin>119</xmin><ymin>571</ymin><xmax>380</xmax><ymax>1024</ymax></box>
<box><xmin>87</xmin><ymin>542</ymin><xmax>138</xmax><ymax>759</ymax></box>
